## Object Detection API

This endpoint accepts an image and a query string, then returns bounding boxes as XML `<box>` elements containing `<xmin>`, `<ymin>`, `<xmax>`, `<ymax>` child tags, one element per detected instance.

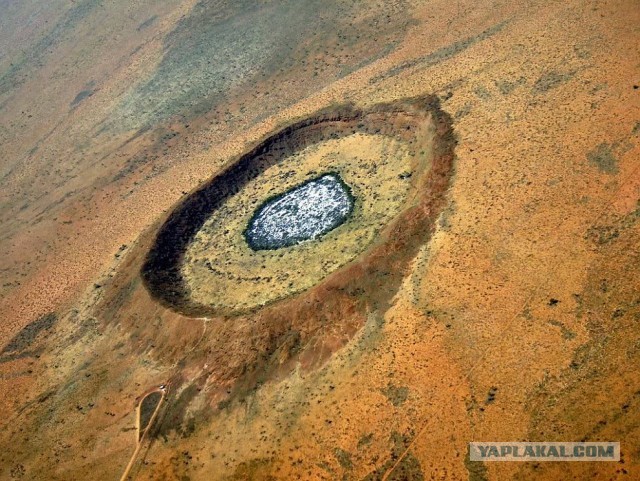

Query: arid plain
<box><xmin>1</xmin><ymin>0</ymin><xmax>639</xmax><ymax>479</ymax></box>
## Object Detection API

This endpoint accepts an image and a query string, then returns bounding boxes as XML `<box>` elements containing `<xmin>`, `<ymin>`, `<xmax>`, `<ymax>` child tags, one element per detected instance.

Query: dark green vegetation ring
<box><xmin>142</xmin><ymin>96</ymin><xmax>454</xmax><ymax>315</ymax></box>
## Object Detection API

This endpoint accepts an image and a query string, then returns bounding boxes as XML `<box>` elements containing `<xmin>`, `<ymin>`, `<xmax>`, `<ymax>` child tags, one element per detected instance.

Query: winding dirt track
<box><xmin>120</xmin><ymin>386</ymin><xmax>168</xmax><ymax>481</ymax></box>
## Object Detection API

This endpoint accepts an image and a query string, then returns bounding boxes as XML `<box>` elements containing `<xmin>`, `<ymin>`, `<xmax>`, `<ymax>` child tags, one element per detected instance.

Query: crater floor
<box><xmin>244</xmin><ymin>173</ymin><xmax>355</xmax><ymax>251</ymax></box>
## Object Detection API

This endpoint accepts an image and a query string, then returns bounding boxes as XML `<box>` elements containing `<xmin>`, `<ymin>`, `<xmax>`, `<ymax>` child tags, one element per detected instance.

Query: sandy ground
<box><xmin>0</xmin><ymin>0</ymin><xmax>639</xmax><ymax>479</ymax></box>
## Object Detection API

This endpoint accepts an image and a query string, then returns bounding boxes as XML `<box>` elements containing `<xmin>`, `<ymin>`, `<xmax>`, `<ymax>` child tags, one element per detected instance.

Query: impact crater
<box><xmin>142</xmin><ymin>96</ymin><xmax>454</xmax><ymax>315</ymax></box>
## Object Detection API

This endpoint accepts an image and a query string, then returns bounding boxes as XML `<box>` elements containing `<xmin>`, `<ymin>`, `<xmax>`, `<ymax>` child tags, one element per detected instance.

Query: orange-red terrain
<box><xmin>1</xmin><ymin>0</ymin><xmax>639</xmax><ymax>480</ymax></box>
